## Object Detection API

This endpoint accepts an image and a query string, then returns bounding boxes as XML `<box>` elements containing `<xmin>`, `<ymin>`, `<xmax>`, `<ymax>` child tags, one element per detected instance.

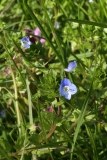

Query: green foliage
<box><xmin>39</xmin><ymin>70</ymin><xmax>58</xmax><ymax>99</ymax></box>
<box><xmin>1</xmin><ymin>0</ymin><xmax>107</xmax><ymax>159</ymax></box>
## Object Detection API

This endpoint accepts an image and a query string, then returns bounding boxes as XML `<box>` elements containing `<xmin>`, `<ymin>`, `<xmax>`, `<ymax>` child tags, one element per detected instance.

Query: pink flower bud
<box><xmin>45</xmin><ymin>107</ymin><xmax>53</xmax><ymax>113</ymax></box>
<box><xmin>40</xmin><ymin>38</ymin><xmax>46</xmax><ymax>45</ymax></box>
<box><xmin>33</xmin><ymin>28</ymin><xmax>41</xmax><ymax>36</ymax></box>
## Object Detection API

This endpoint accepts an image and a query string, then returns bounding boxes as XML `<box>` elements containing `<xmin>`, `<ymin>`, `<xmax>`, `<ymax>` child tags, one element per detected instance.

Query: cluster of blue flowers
<box><xmin>20</xmin><ymin>29</ymin><xmax>77</xmax><ymax>101</ymax></box>
<box><xmin>59</xmin><ymin>61</ymin><xmax>77</xmax><ymax>100</ymax></box>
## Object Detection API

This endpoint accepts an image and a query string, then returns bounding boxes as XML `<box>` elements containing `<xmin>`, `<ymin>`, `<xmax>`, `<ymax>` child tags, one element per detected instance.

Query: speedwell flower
<box><xmin>0</xmin><ymin>110</ymin><xmax>5</xmax><ymax>118</ymax></box>
<box><xmin>59</xmin><ymin>78</ymin><xmax>77</xmax><ymax>100</ymax></box>
<box><xmin>21</xmin><ymin>37</ymin><xmax>31</xmax><ymax>49</ymax></box>
<box><xmin>55</xmin><ymin>22</ymin><xmax>59</xmax><ymax>29</ymax></box>
<box><xmin>64</xmin><ymin>61</ymin><xmax>77</xmax><ymax>72</ymax></box>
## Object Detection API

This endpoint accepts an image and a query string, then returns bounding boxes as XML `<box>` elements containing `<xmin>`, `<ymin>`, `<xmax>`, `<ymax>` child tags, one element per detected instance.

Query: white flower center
<box><xmin>22</xmin><ymin>40</ymin><xmax>27</xmax><ymax>44</ymax></box>
<box><xmin>63</xmin><ymin>86</ymin><xmax>69</xmax><ymax>92</ymax></box>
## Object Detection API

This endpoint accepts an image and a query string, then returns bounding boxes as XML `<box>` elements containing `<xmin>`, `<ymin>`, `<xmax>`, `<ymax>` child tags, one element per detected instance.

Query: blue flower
<box><xmin>64</xmin><ymin>61</ymin><xmax>77</xmax><ymax>72</ymax></box>
<box><xmin>21</xmin><ymin>37</ymin><xmax>31</xmax><ymax>49</ymax></box>
<box><xmin>0</xmin><ymin>110</ymin><xmax>5</xmax><ymax>118</ymax></box>
<box><xmin>59</xmin><ymin>78</ymin><xmax>77</xmax><ymax>100</ymax></box>
<box><xmin>55</xmin><ymin>22</ymin><xmax>59</xmax><ymax>29</ymax></box>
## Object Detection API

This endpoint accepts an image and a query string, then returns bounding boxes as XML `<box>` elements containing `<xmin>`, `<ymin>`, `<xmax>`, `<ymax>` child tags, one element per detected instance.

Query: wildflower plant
<box><xmin>1</xmin><ymin>0</ymin><xmax>107</xmax><ymax>160</ymax></box>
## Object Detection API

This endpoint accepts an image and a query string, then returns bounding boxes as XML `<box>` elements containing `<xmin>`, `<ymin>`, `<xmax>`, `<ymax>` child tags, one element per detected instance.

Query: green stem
<box><xmin>10</xmin><ymin>66</ymin><xmax>21</xmax><ymax>135</ymax></box>
<box><xmin>1</xmin><ymin>87</ymin><xmax>14</xmax><ymax>98</ymax></box>
<box><xmin>26</xmin><ymin>75</ymin><xmax>33</xmax><ymax>124</ymax></box>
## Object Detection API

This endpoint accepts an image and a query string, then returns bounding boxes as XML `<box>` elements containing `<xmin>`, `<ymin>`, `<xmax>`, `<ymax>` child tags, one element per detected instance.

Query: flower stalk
<box><xmin>10</xmin><ymin>66</ymin><xmax>21</xmax><ymax>135</ymax></box>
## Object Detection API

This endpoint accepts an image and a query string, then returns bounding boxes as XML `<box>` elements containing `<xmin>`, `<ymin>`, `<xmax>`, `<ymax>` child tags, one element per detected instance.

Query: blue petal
<box><xmin>21</xmin><ymin>37</ymin><xmax>29</xmax><ymax>42</ymax></box>
<box><xmin>24</xmin><ymin>43</ymin><xmax>30</xmax><ymax>49</ymax></box>
<box><xmin>64</xmin><ymin>92</ymin><xmax>72</xmax><ymax>100</ymax></box>
<box><xmin>60</xmin><ymin>78</ymin><xmax>71</xmax><ymax>88</ymax></box>
<box><xmin>59</xmin><ymin>78</ymin><xmax>71</xmax><ymax>95</ymax></box>
<box><xmin>69</xmin><ymin>83</ymin><xmax>77</xmax><ymax>95</ymax></box>
<box><xmin>64</xmin><ymin>61</ymin><xmax>77</xmax><ymax>72</ymax></box>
